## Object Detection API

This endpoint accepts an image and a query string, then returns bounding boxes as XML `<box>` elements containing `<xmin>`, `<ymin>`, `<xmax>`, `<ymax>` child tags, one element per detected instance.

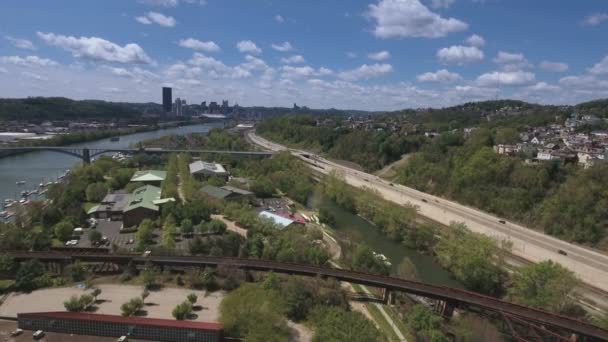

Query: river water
<box><xmin>0</xmin><ymin>123</ymin><xmax>221</xmax><ymax>209</ymax></box>
<box><xmin>311</xmin><ymin>195</ymin><xmax>461</xmax><ymax>287</ymax></box>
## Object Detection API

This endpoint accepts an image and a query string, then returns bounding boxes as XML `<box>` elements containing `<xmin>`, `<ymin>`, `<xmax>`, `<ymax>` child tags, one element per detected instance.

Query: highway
<box><xmin>247</xmin><ymin>131</ymin><xmax>608</xmax><ymax>293</ymax></box>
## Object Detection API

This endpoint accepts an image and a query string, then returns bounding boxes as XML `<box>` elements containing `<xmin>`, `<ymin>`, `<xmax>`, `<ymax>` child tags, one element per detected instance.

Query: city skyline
<box><xmin>0</xmin><ymin>0</ymin><xmax>607</xmax><ymax>110</ymax></box>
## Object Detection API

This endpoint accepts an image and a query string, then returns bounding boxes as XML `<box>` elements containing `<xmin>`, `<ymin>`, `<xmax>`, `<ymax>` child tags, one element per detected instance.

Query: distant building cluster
<box><xmin>160</xmin><ymin>87</ymin><xmax>240</xmax><ymax>119</ymax></box>
<box><xmin>494</xmin><ymin>113</ymin><xmax>608</xmax><ymax>168</ymax></box>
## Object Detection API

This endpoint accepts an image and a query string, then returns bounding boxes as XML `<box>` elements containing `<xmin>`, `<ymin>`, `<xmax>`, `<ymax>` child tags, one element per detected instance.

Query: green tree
<box><xmin>85</xmin><ymin>182</ymin><xmax>108</xmax><ymax>202</ymax></box>
<box><xmin>396</xmin><ymin>257</ymin><xmax>418</xmax><ymax>280</ymax></box>
<box><xmin>121</xmin><ymin>297</ymin><xmax>144</xmax><ymax>317</ymax></box>
<box><xmin>54</xmin><ymin>220</ymin><xmax>74</xmax><ymax>242</ymax></box>
<box><xmin>172</xmin><ymin>300</ymin><xmax>193</xmax><ymax>320</ymax></box>
<box><xmin>0</xmin><ymin>256</ymin><xmax>16</xmax><ymax>276</ymax></box>
<box><xmin>250</xmin><ymin>177</ymin><xmax>275</xmax><ymax>198</ymax></box>
<box><xmin>66</xmin><ymin>260</ymin><xmax>88</xmax><ymax>282</ymax></box>
<box><xmin>136</xmin><ymin>219</ymin><xmax>154</xmax><ymax>249</ymax></box>
<box><xmin>310</xmin><ymin>306</ymin><xmax>382</xmax><ymax>342</ymax></box>
<box><xmin>91</xmin><ymin>288</ymin><xmax>102</xmax><ymax>301</ymax></box>
<box><xmin>220</xmin><ymin>283</ymin><xmax>289</xmax><ymax>341</ymax></box>
<box><xmin>507</xmin><ymin>260</ymin><xmax>577</xmax><ymax>313</ymax></box>
<box><xmin>435</xmin><ymin>224</ymin><xmax>505</xmax><ymax>295</ymax></box>
<box><xmin>187</xmin><ymin>293</ymin><xmax>198</xmax><ymax>304</ymax></box>
<box><xmin>64</xmin><ymin>294</ymin><xmax>94</xmax><ymax>312</ymax></box>
<box><xmin>15</xmin><ymin>259</ymin><xmax>46</xmax><ymax>291</ymax></box>
<box><xmin>181</xmin><ymin>218</ymin><xmax>194</xmax><ymax>236</ymax></box>
<box><xmin>207</xmin><ymin>219</ymin><xmax>227</xmax><ymax>234</ymax></box>
<box><xmin>352</xmin><ymin>244</ymin><xmax>390</xmax><ymax>275</ymax></box>
<box><xmin>88</xmin><ymin>230</ymin><xmax>102</xmax><ymax>243</ymax></box>
<box><xmin>141</xmin><ymin>266</ymin><xmax>159</xmax><ymax>289</ymax></box>
<box><xmin>406</xmin><ymin>304</ymin><xmax>447</xmax><ymax>342</ymax></box>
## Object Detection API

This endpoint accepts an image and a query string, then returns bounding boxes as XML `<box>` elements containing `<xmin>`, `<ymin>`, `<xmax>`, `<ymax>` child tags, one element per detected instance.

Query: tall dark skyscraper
<box><xmin>162</xmin><ymin>87</ymin><xmax>172</xmax><ymax>113</ymax></box>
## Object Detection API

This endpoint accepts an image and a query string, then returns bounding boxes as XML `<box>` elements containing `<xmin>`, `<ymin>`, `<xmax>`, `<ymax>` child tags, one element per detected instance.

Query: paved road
<box><xmin>248</xmin><ymin>132</ymin><xmax>608</xmax><ymax>292</ymax></box>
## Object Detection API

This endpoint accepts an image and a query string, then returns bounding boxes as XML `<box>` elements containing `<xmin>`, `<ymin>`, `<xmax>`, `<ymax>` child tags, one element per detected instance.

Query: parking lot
<box><xmin>66</xmin><ymin>220</ymin><xmax>136</xmax><ymax>251</ymax></box>
<box><xmin>0</xmin><ymin>320</ymin><xmax>147</xmax><ymax>342</ymax></box>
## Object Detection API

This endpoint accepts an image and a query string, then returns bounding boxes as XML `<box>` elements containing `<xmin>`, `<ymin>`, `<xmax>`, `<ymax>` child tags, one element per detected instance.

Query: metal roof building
<box><xmin>18</xmin><ymin>312</ymin><xmax>222</xmax><ymax>342</ymax></box>
<box><xmin>259</xmin><ymin>210</ymin><xmax>300</xmax><ymax>229</ymax></box>
<box><xmin>189</xmin><ymin>161</ymin><xmax>229</xmax><ymax>179</ymax></box>
<box><xmin>130</xmin><ymin>170</ymin><xmax>167</xmax><ymax>184</ymax></box>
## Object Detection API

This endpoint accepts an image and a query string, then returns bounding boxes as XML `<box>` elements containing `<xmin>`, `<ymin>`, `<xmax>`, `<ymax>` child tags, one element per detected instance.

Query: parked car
<box><xmin>10</xmin><ymin>329</ymin><xmax>23</xmax><ymax>336</ymax></box>
<box><xmin>33</xmin><ymin>330</ymin><xmax>45</xmax><ymax>339</ymax></box>
<box><xmin>558</xmin><ymin>249</ymin><xmax>568</xmax><ymax>256</ymax></box>
<box><xmin>498</xmin><ymin>220</ymin><xmax>506</xmax><ymax>224</ymax></box>
<box><xmin>117</xmin><ymin>336</ymin><xmax>128</xmax><ymax>342</ymax></box>
<box><xmin>421</xmin><ymin>199</ymin><xmax>428</xmax><ymax>203</ymax></box>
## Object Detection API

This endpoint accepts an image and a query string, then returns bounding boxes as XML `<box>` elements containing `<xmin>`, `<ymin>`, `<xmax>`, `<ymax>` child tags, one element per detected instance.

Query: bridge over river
<box><xmin>0</xmin><ymin>146</ymin><xmax>274</xmax><ymax>164</ymax></box>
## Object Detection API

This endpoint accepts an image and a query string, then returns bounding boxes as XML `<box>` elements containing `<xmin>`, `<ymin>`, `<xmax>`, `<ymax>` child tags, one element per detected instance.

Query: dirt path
<box><xmin>375</xmin><ymin>154</ymin><xmax>412</xmax><ymax>179</ymax></box>
<box><xmin>211</xmin><ymin>214</ymin><xmax>247</xmax><ymax>237</ymax></box>
<box><xmin>177</xmin><ymin>174</ymin><xmax>186</xmax><ymax>202</ymax></box>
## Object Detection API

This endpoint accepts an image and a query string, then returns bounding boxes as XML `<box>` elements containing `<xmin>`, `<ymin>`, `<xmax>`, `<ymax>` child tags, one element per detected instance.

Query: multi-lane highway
<box><xmin>248</xmin><ymin>131</ymin><xmax>608</xmax><ymax>293</ymax></box>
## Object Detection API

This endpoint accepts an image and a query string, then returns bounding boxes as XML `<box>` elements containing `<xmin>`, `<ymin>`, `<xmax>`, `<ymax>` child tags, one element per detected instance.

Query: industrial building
<box><xmin>17</xmin><ymin>312</ymin><xmax>223</xmax><ymax>342</ymax></box>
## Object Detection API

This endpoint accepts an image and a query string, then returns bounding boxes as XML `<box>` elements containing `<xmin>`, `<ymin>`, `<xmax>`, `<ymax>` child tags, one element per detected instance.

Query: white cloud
<box><xmin>178</xmin><ymin>38</ymin><xmax>220</xmax><ymax>52</ymax></box>
<box><xmin>338</xmin><ymin>63</ymin><xmax>393</xmax><ymax>81</ymax></box>
<box><xmin>4</xmin><ymin>36</ymin><xmax>36</xmax><ymax>50</ymax></box>
<box><xmin>430</xmin><ymin>0</ymin><xmax>455</xmax><ymax>9</ymax></box>
<box><xmin>493</xmin><ymin>51</ymin><xmax>531</xmax><ymax>71</ymax></box>
<box><xmin>589</xmin><ymin>56</ymin><xmax>608</xmax><ymax>75</ymax></box>
<box><xmin>527</xmin><ymin>82</ymin><xmax>560</xmax><ymax>92</ymax></box>
<box><xmin>539</xmin><ymin>61</ymin><xmax>568</xmax><ymax>72</ymax></box>
<box><xmin>367</xmin><ymin>50</ymin><xmax>391</xmax><ymax>61</ymax></box>
<box><xmin>281</xmin><ymin>65</ymin><xmax>333</xmax><ymax>79</ymax></box>
<box><xmin>37</xmin><ymin>32</ymin><xmax>152</xmax><ymax>64</ymax></box>
<box><xmin>476</xmin><ymin>70</ymin><xmax>535</xmax><ymax>86</ymax></box>
<box><xmin>281</xmin><ymin>55</ymin><xmax>305</xmax><ymax>64</ymax></box>
<box><xmin>271</xmin><ymin>41</ymin><xmax>293</xmax><ymax>52</ymax></box>
<box><xmin>464</xmin><ymin>34</ymin><xmax>485</xmax><ymax>47</ymax></box>
<box><xmin>559</xmin><ymin>75</ymin><xmax>608</xmax><ymax>90</ymax></box>
<box><xmin>0</xmin><ymin>67</ymin><xmax>7</xmax><ymax>73</ymax></box>
<box><xmin>1</xmin><ymin>55</ymin><xmax>58</xmax><ymax>67</ymax></box>
<box><xmin>101</xmin><ymin>66</ymin><xmax>133</xmax><ymax>78</ymax></box>
<box><xmin>241</xmin><ymin>55</ymin><xmax>269</xmax><ymax>71</ymax></box>
<box><xmin>274</xmin><ymin>14</ymin><xmax>284</xmax><ymax>23</ymax></box>
<box><xmin>368</xmin><ymin>0</ymin><xmax>468</xmax><ymax>39</ymax></box>
<box><xmin>347</xmin><ymin>52</ymin><xmax>358</xmax><ymax>59</ymax></box>
<box><xmin>137</xmin><ymin>0</ymin><xmax>205</xmax><ymax>6</ymax></box>
<box><xmin>416</xmin><ymin>69</ymin><xmax>461</xmax><ymax>83</ymax></box>
<box><xmin>135</xmin><ymin>12</ymin><xmax>176</xmax><ymax>27</ymax></box>
<box><xmin>21</xmin><ymin>71</ymin><xmax>48</xmax><ymax>81</ymax></box>
<box><xmin>582</xmin><ymin>13</ymin><xmax>608</xmax><ymax>26</ymax></box>
<box><xmin>236</xmin><ymin>40</ymin><xmax>262</xmax><ymax>54</ymax></box>
<box><xmin>437</xmin><ymin>45</ymin><xmax>484</xmax><ymax>64</ymax></box>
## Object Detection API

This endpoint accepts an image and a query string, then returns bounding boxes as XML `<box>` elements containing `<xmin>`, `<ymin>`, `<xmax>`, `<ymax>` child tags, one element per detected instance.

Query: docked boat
<box><xmin>46</xmin><ymin>181</ymin><xmax>53</xmax><ymax>187</ymax></box>
<box><xmin>4</xmin><ymin>202</ymin><xmax>14</xmax><ymax>208</ymax></box>
<box><xmin>16</xmin><ymin>180</ymin><xmax>25</xmax><ymax>185</ymax></box>
<box><xmin>3</xmin><ymin>199</ymin><xmax>13</xmax><ymax>204</ymax></box>
<box><xmin>0</xmin><ymin>211</ymin><xmax>7</xmax><ymax>218</ymax></box>
<box><xmin>18</xmin><ymin>199</ymin><xmax>26</xmax><ymax>204</ymax></box>
<box><xmin>20</xmin><ymin>191</ymin><xmax>28</xmax><ymax>197</ymax></box>
<box><xmin>39</xmin><ymin>183</ymin><xmax>45</xmax><ymax>188</ymax></box>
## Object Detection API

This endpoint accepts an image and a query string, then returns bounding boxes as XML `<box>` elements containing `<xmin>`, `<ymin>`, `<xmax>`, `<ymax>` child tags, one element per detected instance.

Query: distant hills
<box><xmin>0</xmin><ymin>96</ymin><xmax>606</xmax><ymax>123</ymax></box>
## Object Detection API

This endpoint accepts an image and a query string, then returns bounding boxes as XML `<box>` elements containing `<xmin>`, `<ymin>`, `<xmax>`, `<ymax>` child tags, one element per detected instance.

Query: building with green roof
<box><xmin>123</xmin><ymin>185</ymin><xmax>163</xmax><ymax>227</ymax></box>
<box><xmin>130</xmin><ymin>170</ymin><xmax>167</xmax><ymax>186</ymax></box>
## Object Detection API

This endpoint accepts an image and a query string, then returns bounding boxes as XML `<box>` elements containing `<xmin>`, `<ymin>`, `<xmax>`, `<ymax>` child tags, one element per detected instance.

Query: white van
<box><xmin>33</xmin><ymin>330</ymin><xmax>45</xmax><ymax>339</ymax></box>
<box><xmin>117</xmin><ymin>336</ymin><xmax>129</xmax><ymax>342</ymax></box>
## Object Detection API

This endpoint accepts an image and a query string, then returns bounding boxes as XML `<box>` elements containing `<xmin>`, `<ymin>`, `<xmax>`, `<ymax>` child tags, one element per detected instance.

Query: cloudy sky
<box><xmin>1</xmin><ymin>0</ymin><xmax>608</xmax><ymax>110</ymax></box>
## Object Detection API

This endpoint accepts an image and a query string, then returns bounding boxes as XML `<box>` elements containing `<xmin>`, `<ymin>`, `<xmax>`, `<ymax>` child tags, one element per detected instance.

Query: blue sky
<box><xmin>1</xmin><ymin>0</ymin><xmax>607</xmax><ymax>110</ymax></box>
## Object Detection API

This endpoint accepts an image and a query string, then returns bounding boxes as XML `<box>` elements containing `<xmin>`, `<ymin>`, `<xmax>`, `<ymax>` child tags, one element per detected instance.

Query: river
<box><xmin>0</xmin><ymin>123</ymin><xmax>222</xmax><ymax>210</ymax></box>
<box><xmin>310</xmin><ymin>195</ymin><xmax>461</xmax><ymax>287</ymax></box>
